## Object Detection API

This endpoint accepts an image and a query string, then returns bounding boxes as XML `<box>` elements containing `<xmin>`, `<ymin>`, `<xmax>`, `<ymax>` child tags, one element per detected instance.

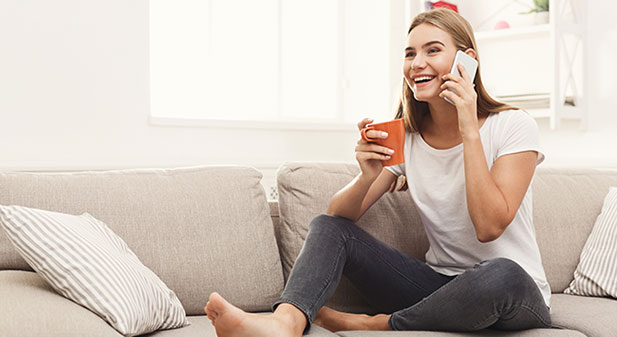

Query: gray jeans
<box><xmin>273</xmin><ymin>214</ymin><xmax>551</xmax><ymax>332</ymax></box>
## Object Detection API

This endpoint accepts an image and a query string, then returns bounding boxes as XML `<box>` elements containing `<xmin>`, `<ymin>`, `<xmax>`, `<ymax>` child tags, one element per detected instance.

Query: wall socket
<box><xmin>268</xmin><ymin>185</ymin><xmax>279</xmax><ymax>201</ymax></box>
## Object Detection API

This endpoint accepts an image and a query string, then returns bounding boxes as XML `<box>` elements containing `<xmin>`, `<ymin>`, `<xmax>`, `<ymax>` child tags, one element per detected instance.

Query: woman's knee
<box><xmin>480</xmin><ymin>257</ymin><xmax>522</xmax><ymax>272</ymax></box>
<box><xmin>308</xmin><ymin>214</ymin><xmax>356</xmax><ymax>236</ymax></box>
<box><xmin>478</xmin><ymin>258</ymin><xmax>536</xmax><ymax>296</ymax></box>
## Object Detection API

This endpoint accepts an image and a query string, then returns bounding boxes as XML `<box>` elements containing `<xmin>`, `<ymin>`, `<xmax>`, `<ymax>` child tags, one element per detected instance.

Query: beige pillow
<box><xmin>564</xmin><ymin>187</ymin><xmax>617</xmax><ymax>298</ymax></box>
<box><xmin>0</xmin><ymin>205</ymin><xmax>189</xmax><ymax>336</ymax></box>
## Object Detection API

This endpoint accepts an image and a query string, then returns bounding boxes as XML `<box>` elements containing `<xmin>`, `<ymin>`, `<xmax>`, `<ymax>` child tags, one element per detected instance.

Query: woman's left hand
<box><xmin>439</xmin><ymin>62</ymin><xmax>478</xmax><ymax>137</ymax></box>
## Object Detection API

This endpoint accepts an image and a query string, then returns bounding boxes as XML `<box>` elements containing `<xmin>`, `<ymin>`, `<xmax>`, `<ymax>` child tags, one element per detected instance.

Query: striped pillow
<box><xmin>0</xmin><ymin>205</ymin><xmax>189</xmax><ymax>336</ymax></box>
<box><xmin>565</xmin><ymin>187</ymin><xmax>617</xmax><ymax>298</ymax></box>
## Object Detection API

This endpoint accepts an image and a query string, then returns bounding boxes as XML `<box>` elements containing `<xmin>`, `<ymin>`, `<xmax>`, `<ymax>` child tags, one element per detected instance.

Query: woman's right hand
<box><xmin>355</xmin><ymin>118</ymin><xmax>395</xmax><ymax>181</ymax></box>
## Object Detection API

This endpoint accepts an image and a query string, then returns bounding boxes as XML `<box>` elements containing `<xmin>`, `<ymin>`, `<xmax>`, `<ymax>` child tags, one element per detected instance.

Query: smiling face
<box><xmin>403</xmin><ymin>23</ymin><xmax>458</xmax><ymax>103</ymax></box>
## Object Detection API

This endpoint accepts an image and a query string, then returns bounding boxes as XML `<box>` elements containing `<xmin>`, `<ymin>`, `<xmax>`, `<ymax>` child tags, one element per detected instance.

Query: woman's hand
<box><xmin>355</xmin><ymin>118</ymin><xmax>394</xmax><ymax>181</ymax></box>
<box><xmin>439</xmin><ymin>62</ymin><xmax>479</xmax><ymax>138</ymax></box>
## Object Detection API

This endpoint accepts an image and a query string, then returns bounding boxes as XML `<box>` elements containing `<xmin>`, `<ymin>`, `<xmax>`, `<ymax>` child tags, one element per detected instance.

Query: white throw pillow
<box><xmin>0</xmin><ymin>205</ymin><xmax>189</xmax><ymax>336</ymax></box>
<box><xmin>565</xmin><ymin>187</ymin><xmax>617</xmax><ymax>298</ymax></box>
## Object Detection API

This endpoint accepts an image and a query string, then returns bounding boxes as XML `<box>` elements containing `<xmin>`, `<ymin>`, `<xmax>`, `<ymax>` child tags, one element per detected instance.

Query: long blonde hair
<box><xmin>395</xmin><ymin>9</ymin><xmax>515</xmax><ymax>133</ymax></box>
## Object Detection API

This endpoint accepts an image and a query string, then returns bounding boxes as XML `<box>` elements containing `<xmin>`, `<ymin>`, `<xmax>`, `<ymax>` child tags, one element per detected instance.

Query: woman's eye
<box><xmin>428</xmin><ymin>48</ymin><xmax>440</xmax><ymax>54</ymax></box>
<box><xmin>405</xmin><ymin>52</ymin><xmax>415</xmax><ymax>58</ymax></box>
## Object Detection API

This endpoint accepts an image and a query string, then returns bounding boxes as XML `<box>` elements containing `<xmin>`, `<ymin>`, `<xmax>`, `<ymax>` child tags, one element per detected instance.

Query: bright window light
<box><xmin>150</xmin><ymin>0</ymin><xmax>393</xmax><ymax>126</ymax></box>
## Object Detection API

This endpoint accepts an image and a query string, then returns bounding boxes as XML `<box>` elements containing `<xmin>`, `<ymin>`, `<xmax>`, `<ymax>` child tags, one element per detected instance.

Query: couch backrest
<box><xmin>276</xmin><ymin>162</ymin><xmax>428</xmax><ymax>314</ymax></box>
<box><xmin>0</xmin><ymin>166</ymin><xmax>284</xmax><ymax>315</ymax></box>
<box><xmin>275</xmin><ymin>162</ymin><xmax>617</xmax><ymax>312</ymax></box>
<box><xmin>532</xmin><ymin>167</ymin><xmax>617</xmax><ymax>291</ymax></box>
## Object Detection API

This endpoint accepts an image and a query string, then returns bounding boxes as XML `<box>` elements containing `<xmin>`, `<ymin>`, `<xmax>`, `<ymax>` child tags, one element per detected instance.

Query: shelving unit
<box><xmin>549</xmin><ymin>0</ymin><xmax>586</xmax><ymax>129</ymax></box>
<box><xmin>416</xmin><ymin>0</ymin><xmax>586</xmax><ymax>129</ymax></box>
<box><xmin>475</xmin><ymin>0</ymin><xmax>585</xmax><ymax>129</ymax></box>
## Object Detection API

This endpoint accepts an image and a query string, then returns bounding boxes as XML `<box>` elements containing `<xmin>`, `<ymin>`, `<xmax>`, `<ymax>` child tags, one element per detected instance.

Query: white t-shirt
<box><xmin>386</xmin><ymin>109</ymin><xmax>551</xmax><ymax>307</ymax></box>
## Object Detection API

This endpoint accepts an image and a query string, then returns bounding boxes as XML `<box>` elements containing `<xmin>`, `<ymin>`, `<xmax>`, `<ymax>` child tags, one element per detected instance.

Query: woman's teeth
<box><xmin>414</xmin><ymin>76</ymin><xmax>435</xmax><ymax>83</ymax></box>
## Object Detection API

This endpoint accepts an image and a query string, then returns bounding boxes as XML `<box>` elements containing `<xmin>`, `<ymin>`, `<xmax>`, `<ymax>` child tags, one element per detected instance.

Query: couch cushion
<box><xmin>336</xmin><ymin>329</ymin><xmax>584</xmax><ymax>336</ymax></box>
<box><xmin>3</xmin><ymin>270</ymin><xmax>590</xmax><ymax>337</ymax></box>
<box><xmin>550</xmin><ymin>293</ymin><xmax>617</xmax><ymax>337</ymax></box>
<box><xmin>143</xmin><ymin>315</ymin><xmax>337</xmax><ymax>337</ymax></box>
<box><xmin>276</xmin><ymin>162</ymin><xmax>428</xmax><ymax>314</ymax></box>
<box><xmin>0</xmin><ymin>270</ymin><xmax>123</xmax><ymax>337</ymax></box>
<box><xmin>0</xmin><ymin>166</ymin><xmax>284</xmax><ymax>315</ymax></box>
<box><xmin>0</xmin><ymin>270</ymin><xmax>335</xmax><ymax>337</ymax></box>
<box><xmin>532</xmin><ymin>168</ymin><xmax>617</xmax><ymax>292</ymax></box>
<box><xmin>0</xmin><ymin>206</ymin><xmax>188</xmax><ymax>336</ymax></box>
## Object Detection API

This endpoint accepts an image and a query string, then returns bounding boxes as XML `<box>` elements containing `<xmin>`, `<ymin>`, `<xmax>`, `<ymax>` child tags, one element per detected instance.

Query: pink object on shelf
<box><xmin>494</xmin><ymin>20</ymin><xmax>511</xmax><ymax>30</ymax></box>
<box><xmin>432</xmin><ymin>1</ymin><xmax>458</xmax><ymax>13</ymax></box>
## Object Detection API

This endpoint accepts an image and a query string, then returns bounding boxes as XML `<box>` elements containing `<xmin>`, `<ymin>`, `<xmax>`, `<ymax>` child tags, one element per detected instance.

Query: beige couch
<box><xmin>1</xmin><ymin>163</ymin><xmax>616</xmax><ymax>337</ymax></box>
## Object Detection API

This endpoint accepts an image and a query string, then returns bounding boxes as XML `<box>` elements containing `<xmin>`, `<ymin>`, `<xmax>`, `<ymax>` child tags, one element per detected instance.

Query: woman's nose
<box><xmin>411</xmin><ymin>56</ymin><xmax>426</xmax><ymax>70</ymax></box>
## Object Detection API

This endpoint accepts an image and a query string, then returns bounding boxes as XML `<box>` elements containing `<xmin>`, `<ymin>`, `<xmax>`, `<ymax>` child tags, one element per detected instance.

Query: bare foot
<box><xmin>204</xmin><ymin>292</ymin><xmax>305</xmax><ymax>337</ymax></box>
<box><xmin>313</xmin><ymin>306</ymin><xmax>390</xmax><ymax>332</ymax></box>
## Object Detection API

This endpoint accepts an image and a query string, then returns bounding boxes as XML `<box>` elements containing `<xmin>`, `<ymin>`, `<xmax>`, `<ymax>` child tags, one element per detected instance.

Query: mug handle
<box><xmin>360</xmin><ymin>126</ymin><xmax>375</xmax><ymax>142</ymax></box>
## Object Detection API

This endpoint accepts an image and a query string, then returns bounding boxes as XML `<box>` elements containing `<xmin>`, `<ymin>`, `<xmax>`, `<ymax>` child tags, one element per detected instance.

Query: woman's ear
<box><xmin>464</xmin><ymin>48</ymin><xmax>477</xmax><ymax>59</ymax></box>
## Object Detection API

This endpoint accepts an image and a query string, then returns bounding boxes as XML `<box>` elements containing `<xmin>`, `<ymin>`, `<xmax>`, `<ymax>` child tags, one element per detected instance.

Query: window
<box><xmin>150</xmin><ymin>0</ymin><xmax>397</xmax><ymax>128</ymax></box>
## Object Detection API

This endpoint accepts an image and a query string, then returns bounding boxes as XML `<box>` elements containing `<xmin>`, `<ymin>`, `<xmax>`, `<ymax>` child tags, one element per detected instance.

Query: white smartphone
<box><xmin>444</xmin><ymin>50</ymin><xmax>478</xmax><ymax>105</ymax></box>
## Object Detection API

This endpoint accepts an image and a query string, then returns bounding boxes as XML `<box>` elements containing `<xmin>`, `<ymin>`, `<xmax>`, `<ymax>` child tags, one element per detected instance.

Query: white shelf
<box><xmin>474</xmin><ymin>24</ymin><xmax>550</xmax><ymax>41</ymax></box>
<box><xmin>527</xmin><ymin>108</ymin><xmax>552</xmax><ymax>118</ymax></box>
<box><xmin>561</xmin><ymin>106</ymin><xmax>584</xmax><ymax>119</ymax></box>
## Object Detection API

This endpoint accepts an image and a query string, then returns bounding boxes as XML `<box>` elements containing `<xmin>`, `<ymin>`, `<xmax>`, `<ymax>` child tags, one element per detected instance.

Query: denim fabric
<box><xmin>273</xmin><ymin>214</ymin><xmax>551</xmax><ymax>332</ymax></box>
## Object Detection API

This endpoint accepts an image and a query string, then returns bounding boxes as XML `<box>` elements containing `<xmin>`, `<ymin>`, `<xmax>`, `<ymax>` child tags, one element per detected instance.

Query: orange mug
<box><xmin>360</xmin><ymin>118</ymin><xmax>405</xmax><ymax>167</ymax></box>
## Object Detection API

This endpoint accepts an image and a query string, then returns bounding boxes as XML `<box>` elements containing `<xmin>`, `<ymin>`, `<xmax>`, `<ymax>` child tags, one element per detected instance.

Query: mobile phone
<box><xmin>444</xmin><ymin>50</ymin><xmax>478</xmax><ymax>105</ymax></box>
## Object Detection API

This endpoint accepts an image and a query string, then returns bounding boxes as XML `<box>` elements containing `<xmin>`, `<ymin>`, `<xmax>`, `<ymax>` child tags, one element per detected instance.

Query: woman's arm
<box><xmin>327</xmin><ymin>168</ymin><xmax>397</xmax><ymax>223</ymax></box>
<box><xmin>462</xmin><ymin>134</ymin><xmax>537</xmax><ymax>242</ymax></box>
<box><xmin>327</xmin><ymin>118</ymin><xmax>399</xmax><ymax>222</ymax></box>
<box><xmin>441</xmin><ymin>62</ymin><xmax>537</xmax><ymax>242</ymax></box>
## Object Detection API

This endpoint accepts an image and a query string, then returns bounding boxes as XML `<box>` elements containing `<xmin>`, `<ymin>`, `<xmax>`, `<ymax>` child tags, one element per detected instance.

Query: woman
<box><xmin>204</xmin><ymin>8</ymin><xmax>551</xmax><ymax>336</ymax></box>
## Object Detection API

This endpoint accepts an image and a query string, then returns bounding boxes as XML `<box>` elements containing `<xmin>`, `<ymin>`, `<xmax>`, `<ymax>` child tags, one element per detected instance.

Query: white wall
<box><xmin>0</xmin><ymin>0</ymin><xmax>615</xmax><ymax>188</ymax></box>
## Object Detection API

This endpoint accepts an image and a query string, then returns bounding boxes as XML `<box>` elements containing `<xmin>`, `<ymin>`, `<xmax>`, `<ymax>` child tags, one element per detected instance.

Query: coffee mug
<box><xmin>360</xmin><ymin>118</ymin><xmax>405</xmax><ymax>167</ymax></box>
